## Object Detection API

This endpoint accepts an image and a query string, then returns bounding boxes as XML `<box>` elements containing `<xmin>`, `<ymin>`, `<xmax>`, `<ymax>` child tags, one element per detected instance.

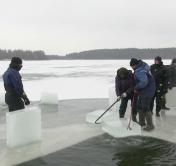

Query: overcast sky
<box><xmin>0</xmin><ymin>0</ymin><xmax>176</xmax><ymax>55</ymax></box>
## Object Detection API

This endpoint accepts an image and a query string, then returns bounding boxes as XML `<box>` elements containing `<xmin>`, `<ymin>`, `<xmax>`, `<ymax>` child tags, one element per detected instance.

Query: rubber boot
<box><xmin>132</xmin><ymin>114</ymin><xmax>137</xmax><ymax>123</ymax></box>
<box><xmin>143</xmin><ymin>112</ymin><xmax>154</xmax><ymax>131</ymax></box>
<box><xmin>138</xmin><ymin>112</ymin><xmax>146</xmax><ymax>126</ymax></box>
<box><xmin>156</xmin><ymin>111</ymin><xmax>160</xmax><ymax>117</ymax></box>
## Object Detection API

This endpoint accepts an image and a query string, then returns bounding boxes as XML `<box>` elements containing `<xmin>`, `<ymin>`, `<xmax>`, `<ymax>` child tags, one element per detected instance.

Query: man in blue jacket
<box><xmin>130</xmin><ymin>58</ymin><xmax>155</xmax><ymax>131</ymax></box>
<box><xmin>3</xmin><ymin>57</ymin><xmax>30</xmax><ymax>112</ymax></box>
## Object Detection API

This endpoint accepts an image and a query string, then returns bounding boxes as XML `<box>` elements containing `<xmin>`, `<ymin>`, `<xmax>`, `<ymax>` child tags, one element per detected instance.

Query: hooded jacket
<box><xmin>3</xmin><ymin>65</ymin><xmax>24</xmax><ymax>97</ymax></box>
<box><xmin>115</xmin><ymin>70</ymin><xmax>134</xmax><ymax>97</ymax></box>
<box><xmin>134</xmin><ymin>60</ymin><xmax>156</xmax><ymax>98</ymax></box>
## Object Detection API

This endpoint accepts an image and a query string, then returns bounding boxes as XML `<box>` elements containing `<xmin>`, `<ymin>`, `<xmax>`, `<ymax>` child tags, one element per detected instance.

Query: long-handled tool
<box><xmin>127</xmin><ymin>93</ymin><xmax>138</xmax><ymax>130</ymax></box>
<box><xmin>95</xmin><ymin>97</ymin><xmax>121</xmax><ymax>124</ymax></box>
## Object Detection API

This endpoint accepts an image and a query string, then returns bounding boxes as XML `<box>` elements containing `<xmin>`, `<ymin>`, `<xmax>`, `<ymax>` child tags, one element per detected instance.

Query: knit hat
<box><xmin>155</xmin><ymin>56</ymin><xmax>162</xmax><ymax>62</ymax></box>
<box><xmin>11</xmin><ymin>57</ymin><xmax>22</xmax><ymax>65</ymax></box>
<box><xmin>130</xmin><ymin>58</ymin><xmax>139</xmax><ymax>66</ymax></box>
<box><xmin>117</xmin><ymin>67</ymin><xmax>129</xmax><ymax>79</ymax></box>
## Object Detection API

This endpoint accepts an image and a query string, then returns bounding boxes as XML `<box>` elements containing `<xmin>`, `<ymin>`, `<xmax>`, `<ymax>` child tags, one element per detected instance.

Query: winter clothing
<box><xmin>143</xmin><ymin>112</ymin><xmax>154</xmax><ymax>131</ymax></box>
<box><xmin>167</xmin><ymin>59</ymin><xmax>176</xmax><ymax>88</ymax></box>
<box><xmin>130</xmin><ymin>58</ymin><xmax>139</xmax><ymax>67</ymax></box>
<box><xmin>150</xmin><ymin>61</ymin><xmax>168</xmax><ymax>115</ymax></box>
<box><xmin>155</xmin><ymin>56</ymin><xmax>162</xmax><ymax>62</ymax></box>
<box><xmin>132</xmin><ymin>59</ymin><xmax>155</xmax><ymax>131</ymax></box>
<box><xmin>134</xmin><ymin>60</ymin><xmax>156</xmax><ymax>98</ymax></box>
<box><xmin>115</xmin><ymin>68</ymin><xmax>137</xmax><ymax>119</ymax></box>
<box><xmin>115</xmin><ymin>68</ymin><xmax>134</xmax><ymax>97</ymax></box>
<box><xmin>3</xmin><ymin>57</ymin><xmax>30</xmax><ymax>112</ymax></box>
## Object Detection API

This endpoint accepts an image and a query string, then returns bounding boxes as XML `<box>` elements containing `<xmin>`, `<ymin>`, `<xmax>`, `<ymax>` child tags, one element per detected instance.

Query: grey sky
<box><xmin>0</xmin><ymin>0</ymin><xmax>176</xmax><ymax>55</ymax></box>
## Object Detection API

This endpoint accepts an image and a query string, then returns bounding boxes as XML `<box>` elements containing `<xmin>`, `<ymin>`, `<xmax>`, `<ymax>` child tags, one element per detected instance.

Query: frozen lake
<box><xmin>0</xmin><ymin>59</ymin><xmax>172</xmax><ymax>101</ymax></box>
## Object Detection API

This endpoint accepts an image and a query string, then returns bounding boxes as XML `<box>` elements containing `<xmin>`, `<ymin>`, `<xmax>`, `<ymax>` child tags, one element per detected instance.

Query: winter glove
<box><xmin>121</xmin><ymin>92</ymin><xmax>127</xmax><ymax>98</ymax></box>
<box><xmin>22</xmin><ymin>93</ymin><xmax>30</xmax><ymax>105</ymax></box>
<box><xmin>134</xmin><ymin>89</ymin><xmax>139</xmax><ymax>94</ymax></box>
<box><xmin>116</xmin><ymin>96</ymin><xmax>121</xmax><ymax>101</ymax></box>
<box><xmin>24</xmin><ymin>98</ymin><xmax>30</xmax><ymax>105</ymax></box>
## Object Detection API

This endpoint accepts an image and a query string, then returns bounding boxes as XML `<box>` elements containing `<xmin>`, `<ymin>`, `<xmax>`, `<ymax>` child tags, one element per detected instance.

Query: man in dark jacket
<box><xmin>150</xmin><ymin>56</ymin><xmax>169</xmax><ymax>117</ymax></box>
<box><xmin>130</xmin><ymin>58</ymin><xmax>155</xmax><ymax>131</ymax></box>
<box><xmin>115</xmin><ymin>67</ymin><xmax>137</xmax><ymax>122</ymax></box>
<box><xmin>3</xmin><ymin>57</ymin><xmax>30</xmax><ymax>112</ymax></box>
<box><xmin>168</xmin><ymin>58</ymin><xmax>176</xmax><ymax>89</ymax></box>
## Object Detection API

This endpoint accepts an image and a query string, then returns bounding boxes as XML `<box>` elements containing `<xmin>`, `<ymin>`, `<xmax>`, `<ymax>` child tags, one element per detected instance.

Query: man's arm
<box><xmin>135</xmin><ymin>70</ymin><xmax>148</xmax><ymax>90</ymax></box>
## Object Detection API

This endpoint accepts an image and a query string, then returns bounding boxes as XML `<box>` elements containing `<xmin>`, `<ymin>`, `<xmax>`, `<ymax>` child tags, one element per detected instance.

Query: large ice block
<box><xmin>40</xmin><ymin>92</ymin><xmax>58</xmax><ymax>105</ymax></box>
<box><xmin>0</xmin><ymin>93</ymin><xmax>6</xmax><ymax>106</ymax></box>
<box><xmin>6</xmin><ymin>107</ymin><xmax>41</xmax><ymax>148</ymax></box>
<box><xmin>40</xmin><ymin>104</ymin><xmax>58</xmax><ymax>112</ymax></box>
<box><xmin>102</xmin><ymin>119</ymin><xmax>142</xmax><ymax>138</ymax></box>
<box><xmin>166</xmin><ymin>88</ymin><xmax>176</xmax><ymax>107</ymax></box>
<box><xmin>86</xmin><ymin>110</ymin><xmax>111</xmax><ymax>123</ymax></box>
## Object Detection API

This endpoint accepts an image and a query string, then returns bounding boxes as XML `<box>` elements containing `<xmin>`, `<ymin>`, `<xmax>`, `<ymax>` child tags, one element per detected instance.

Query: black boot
<box><xmin>143</xmin><ymin>112</ymin><xmax>155</xmax><ymax>131</ymax></box>
<box><xmin>132</xmin><ymin>114</ymin><xmax>137</xmax><ymax>123</ymax></box>
<box><xmin>156</xmin><ymin>111</ymin><xmax>160</xmax><ymax>117</ymax></box>
<box><xmin>139</xmin><ymin>112</ymin><xmax>146</xmax><ymax>126</ymax></box>
<box><xmin>162</xmin><ymin>106</ymin><xmax>170</xmax><ymax>110</ymax></box>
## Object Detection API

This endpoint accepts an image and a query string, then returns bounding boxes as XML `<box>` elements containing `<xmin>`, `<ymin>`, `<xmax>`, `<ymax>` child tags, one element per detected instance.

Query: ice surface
<box><xmin>86</xmin><ymin>110</ymin><xmax>114</xmax><ymax>123</ymax></box>
<box><xmin>166</xmin><ymin>88</ymin><xmax>176</xmax><ymax>107</ymax></box>
<box><xmin>108</xmin><ymin>86</ymin><xmax>120</xmax><ymax>112</ymax></box>
<box><xmin>40</xmin><ymin>92</ymin><xmax>58</xmax><ymax>105</ymax></box>
<box><xmin>6</xmin><ymin>107</ymin><xmax>41</xmax><ymax>148</ymax></box>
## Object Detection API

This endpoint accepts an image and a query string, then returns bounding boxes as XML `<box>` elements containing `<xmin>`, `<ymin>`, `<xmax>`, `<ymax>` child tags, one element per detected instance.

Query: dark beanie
<box><xmin>130</xmin><ymin>58</ymin><xmax>139</xmax><ymax>66</ymax></box>
<box><xmin>155</xmin><ymin>56</ymin><xmax>162</xmax><ymax>62</ymax></box>
<box><xmin>11</xmin><ymin>57</ymin><xmax>22</xmax><ymax>65</ymax></box>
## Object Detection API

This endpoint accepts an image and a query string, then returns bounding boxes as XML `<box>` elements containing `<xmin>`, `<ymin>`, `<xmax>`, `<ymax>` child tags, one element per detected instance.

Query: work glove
<box><xmin>121</xmin><ymin>92</ymin><xmax>127</xmax><ymax>98</ymax></box>
<box><xmin>24</xmin><ymin>98</ymin><xmax>30</xmax><ymax>105</ymax></box>
<box><xmin>134</xmin><ymin>89</ymin><xmax>139</xmax><ymax>94</ymax></box>
<box><xmin>117</xmin><ymin>96</ymin><xmax>121</xmax><ymax>101</ymax></box>
<box><xmin>22</xmin><ymin>93</ymin><xmax>30</xmax><ymax>105</ymax></box>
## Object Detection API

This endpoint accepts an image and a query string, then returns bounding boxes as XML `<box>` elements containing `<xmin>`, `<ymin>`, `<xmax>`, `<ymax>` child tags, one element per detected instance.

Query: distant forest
<box><xmin>0</xmin><ymin>48</ymin><xmax>176</xmax><ymax>60</ymax></box>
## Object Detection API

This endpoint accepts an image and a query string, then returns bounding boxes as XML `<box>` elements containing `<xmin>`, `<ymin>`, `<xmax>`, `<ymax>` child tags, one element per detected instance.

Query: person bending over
<box><xmin>115</xmin><ymin>67</ymin><xmax>137</xmax><ymax>122</ymax></box>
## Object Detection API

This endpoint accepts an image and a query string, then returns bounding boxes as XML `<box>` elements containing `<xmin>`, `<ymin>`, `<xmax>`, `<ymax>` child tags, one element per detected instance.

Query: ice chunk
<box><xmin>166</xmin><ymin>88</ymin><xmax>176</xmax><ymax>107</ymax></box>
<box><xmin>0</xmin><ymin>93</ymin><xmax>6</xmax><ymax>106</ymax></box>
<box><xmin>102</xmin><ymin>119</ymin><xmax>141</xmax><ymax>138</ymax></box>
<box><xmin>6</xmin><ymin>107</ymin><xmax>41</xmax><ymax>148</ymax></box>
<box><xmin>40</xmin><ymin>92</ymin><xmax>58</xmax><ymax>105</ymax></box>
<box><xmin>86</xmin><ymin>110</ymin><xmax>118</xmax><ymax>124</ymax></box>
<box><xmin>40</xmin><ymin>104</ymin><xmax>58</xmax><ymax>112</ymax></box>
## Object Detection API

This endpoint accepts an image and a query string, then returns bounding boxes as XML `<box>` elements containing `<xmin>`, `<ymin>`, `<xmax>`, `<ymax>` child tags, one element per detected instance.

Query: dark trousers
<box><xmin>138</xmin><ymin>97</ymin><xmax>152</xmax><ymax>112</ymax></box>
<box><xmin>5</xmin><ymin>93</ymin><xmax>25</xmax><ymax>112</ymax></box>
<box><xmin>150</xmin><ymin>95</ymin><xmax>165</xmax><ymax>113</ymax></box>
<box><xmin>119</xmin><ymin>96</ymin><xmax>137</xmax><ymax>117</ymax></box>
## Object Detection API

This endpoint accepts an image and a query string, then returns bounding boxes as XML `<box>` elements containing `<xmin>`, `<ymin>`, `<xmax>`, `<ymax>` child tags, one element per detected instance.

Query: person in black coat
<box><xmin>3</xmin><ymin>57</ymin><xmax>30</xmax><ymax>112</ymax></box>
<box><xmin>115</xmin><ymin>67</ymin><xmax>137</xmax><ymax>122</ymax></box>
<box><xmin>150</xmin><ymin>56</ymin><xmax>169</xmax><ymax>117</ymax></box>
<box><xmin>168</xmin><ymin>58</ymin><xmax>176</xmax><ymax>89</ymax></box>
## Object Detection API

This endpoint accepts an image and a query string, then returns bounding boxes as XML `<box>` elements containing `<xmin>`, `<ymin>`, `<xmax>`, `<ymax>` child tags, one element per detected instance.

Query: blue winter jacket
<box><xmin>3</xmin><ymin>68</ymin><xmax>24</xmax><ymax>96</ymax></box>
<box><xmin>134</xmin><ymin>60</ymin><xmax>155</xmax><ymax>98</ymax></box>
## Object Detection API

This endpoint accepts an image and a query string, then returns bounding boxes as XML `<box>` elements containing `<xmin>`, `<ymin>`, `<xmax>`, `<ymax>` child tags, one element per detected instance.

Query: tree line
<box><xmin>0</xmin><ymin>48</ymin><xmax>176</xmax><ymax>60</ymax></box>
